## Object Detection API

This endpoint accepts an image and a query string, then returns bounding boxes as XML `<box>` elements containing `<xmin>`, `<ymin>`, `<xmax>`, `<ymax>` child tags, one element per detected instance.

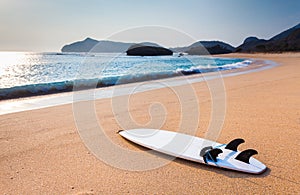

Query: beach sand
<box><xmin>1</xmin><ymin>53</ymin><xmax>299</xmax><ymax>194</ymax></box>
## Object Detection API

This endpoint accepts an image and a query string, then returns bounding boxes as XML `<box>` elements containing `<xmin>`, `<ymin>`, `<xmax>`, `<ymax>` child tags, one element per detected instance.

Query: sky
<box><xmin>0</xmin><ymin>0</ymin><xmax>299</xmax><ymax>52</ymax></box>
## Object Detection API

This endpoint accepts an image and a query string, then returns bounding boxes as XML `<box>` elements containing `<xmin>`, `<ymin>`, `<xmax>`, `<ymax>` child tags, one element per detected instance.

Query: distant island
<box><xmin>61</xmin><ymin>23</ymin><xmax>300</xmax><ymax>54</ymax></box>
<box><xmin>126</xmin><ymin>44</ymin><xmax>173</xmax><ymax>56</ymax></box>
<box><xmin>61</xmin><ymin>38</ymin><xmax>162</xmax><ymax>53</ymax></box>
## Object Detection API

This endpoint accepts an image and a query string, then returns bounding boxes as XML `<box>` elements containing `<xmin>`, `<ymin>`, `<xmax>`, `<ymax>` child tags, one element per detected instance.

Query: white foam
<box><xmin>0</xmin><ymin>59</ymin><xmax>278</xmax><ymax>115</ymax></box>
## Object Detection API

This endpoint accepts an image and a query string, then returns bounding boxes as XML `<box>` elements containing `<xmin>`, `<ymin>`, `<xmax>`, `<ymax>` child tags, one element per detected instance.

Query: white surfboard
<box><xmin>119</xmin><ymin>129</ymin><xmax>267</xmax><ymax>174</ymax></box>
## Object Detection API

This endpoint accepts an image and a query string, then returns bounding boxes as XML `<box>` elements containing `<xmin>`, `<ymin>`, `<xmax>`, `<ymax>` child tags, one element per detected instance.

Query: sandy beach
<box><xmin>1</xmin><ymin>53</ymin><xmax>299</xmax><ymax>194</ymax></box>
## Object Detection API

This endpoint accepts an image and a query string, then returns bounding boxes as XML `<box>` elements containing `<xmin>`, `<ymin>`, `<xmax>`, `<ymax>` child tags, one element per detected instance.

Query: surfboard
<box><xmin>119</xmin><ymin>129</ymin><xmax>267</xmax><ymax>174</ymax></box>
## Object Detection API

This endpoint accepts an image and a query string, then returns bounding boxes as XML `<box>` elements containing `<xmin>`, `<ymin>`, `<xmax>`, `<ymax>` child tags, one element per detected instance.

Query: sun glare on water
<box><xmin>0</xmin><ymin>52</ymin><xmax>37</xmax><ymax>88</ymax></box>
<box><xmin>0</xmin><ymin>52</ymin><xmax>30</xmax><ymax>76</ymax></box>
<box><xmin>0</xmin><ymin>52</ymin><xmax>28</xmax><ymax>67</ymax></box>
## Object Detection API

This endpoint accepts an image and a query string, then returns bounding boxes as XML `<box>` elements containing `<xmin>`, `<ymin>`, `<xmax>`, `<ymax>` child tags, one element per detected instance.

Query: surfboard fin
<box><xmin>225</xmin><ymin>138</ymin><xmax>245</xmax><ymax>151</ymax></box>
<box><xmin>235</xmin><ymin>149</ymin><xmax>258</xmax><ymax>164</ymax></box>
<box><xmin>200</xmin><ymin>146</ymin><xmax>213</xmax><ymax>157</ymax></box>
<box><xmin>200</xmin><ymin>147</ymin><xmax>223</xmax><ymax>163</ymax></box>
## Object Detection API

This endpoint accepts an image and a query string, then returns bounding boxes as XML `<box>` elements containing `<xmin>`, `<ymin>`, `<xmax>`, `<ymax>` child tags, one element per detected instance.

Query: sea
<box><xmin>0</xmin><ymin>52</ymin><xmax>251</xmax><ymax>100</ymax></box>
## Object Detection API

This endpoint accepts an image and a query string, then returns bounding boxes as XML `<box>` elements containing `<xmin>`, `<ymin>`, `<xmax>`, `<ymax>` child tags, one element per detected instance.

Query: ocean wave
<box><xmin>0</xmin><ymin>73</ymin><xmax>179</xmax><ymax>100</ymax></box>
<box><xmin>176</xmin><ymin>60</ymin><xmax>252</xmax><ymax>75</ymax></box>
<box><xmin>0</xmin><ymin>60</ymin><xmax>252</xmax><ymax>100</ymax></box>
<box><xmin>221</xmin><ymin>60</ymin><xmax>252</xmax><ymax>68</ymax></box>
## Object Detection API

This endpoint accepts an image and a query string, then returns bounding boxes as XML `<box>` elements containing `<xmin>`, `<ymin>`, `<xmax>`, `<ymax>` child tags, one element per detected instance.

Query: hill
<box><xmin>171</xmin><ymin>41</ymin><xmax>235</xmax><ymax>55</ymax></box>
<box><xmin>236</xmin><ymin>23</ymin><xmax>300</xmax><ymax>52</ymax></box>
<box><xmin>61</xmin><ymin>23</ymin><xmax>300</xmax><ymax>54</ymax></box>
<box><xmin>61</xmin><ymin>38</ymin><xmax>160</xmax><ymax>53</ymax></box>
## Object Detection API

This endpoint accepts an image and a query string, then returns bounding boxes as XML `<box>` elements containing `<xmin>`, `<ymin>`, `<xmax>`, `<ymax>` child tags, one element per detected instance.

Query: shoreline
<box><xmin>1</xmin><ymin>53</ymin><xmax>299</xmax><ymax>194</ymax></box>
<box><xmin>0</xmin><ymin>54</ymin><xmax>248</xmax><ymax>101</ymax></box>
<box><xmin>0</xmin><ymin>57</ymin><xmax>275</xmax><ymax>115</ymax></box>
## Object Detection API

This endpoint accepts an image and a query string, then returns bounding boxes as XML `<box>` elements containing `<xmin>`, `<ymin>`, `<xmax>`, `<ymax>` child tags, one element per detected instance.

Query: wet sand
<box><xmin>0</xmin><ymin>53</ymin><xmax>299</xmax><ymax>194</ymax></box>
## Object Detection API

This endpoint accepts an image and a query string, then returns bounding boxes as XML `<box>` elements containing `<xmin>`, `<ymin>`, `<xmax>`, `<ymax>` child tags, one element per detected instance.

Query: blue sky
<box><xmin>0</xmin><ymin>0</ymin><xmax>299</xmax><ymax>51</ymax></box>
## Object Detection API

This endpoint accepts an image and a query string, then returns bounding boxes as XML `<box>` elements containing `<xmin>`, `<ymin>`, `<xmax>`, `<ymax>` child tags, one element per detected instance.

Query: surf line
<box><xmin>0</xmin><ymin>59</ymin><xmax>278</xmax><ymax>115</ymax></box>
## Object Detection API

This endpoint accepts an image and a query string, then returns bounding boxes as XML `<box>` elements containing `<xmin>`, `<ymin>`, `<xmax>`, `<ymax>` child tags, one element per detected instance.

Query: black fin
<box><xmin>206</xmin><ymin>148</ymin><xmax>223</xmax><ymax>162</ymax></box>
<box><xmin>200</xmin><ymin>146</ymin><xmax>213</xmax><ymax>157</ymax></box>
<box><xmin>200</xmin><ymin>146</ymin><xmax>213</xmax><ymax>163</ymax></box>
<box><xmin>225</xmin><ymin>138</ymin><xmax>245</xmax><ymax>151</ymax></box>
<box><xmin>200</xmin><ymin>147</ymin><xmax>223</xmax><ymax>163</ymax></box>
<box><xmin>235</xmin><ymin>149</ymin><xmax>258</xmax><ymax>164</ymax></box>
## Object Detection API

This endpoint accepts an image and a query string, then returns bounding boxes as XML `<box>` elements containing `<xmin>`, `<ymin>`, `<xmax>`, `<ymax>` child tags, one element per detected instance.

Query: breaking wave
<box><xmin>0</xmin><ymin>59</ymin><xmax>252</xmax><ymax>100</ymax></box>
